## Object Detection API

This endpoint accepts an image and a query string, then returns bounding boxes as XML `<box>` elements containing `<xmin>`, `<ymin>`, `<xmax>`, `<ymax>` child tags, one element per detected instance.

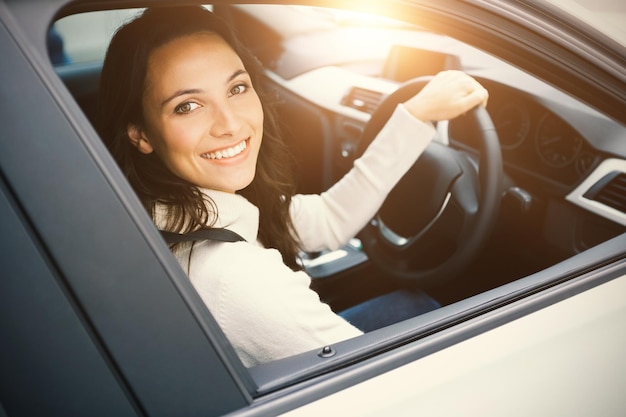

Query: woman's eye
<box><xmin>174</xmin><ymin>102</ymin><xmax>200</xmax><ymax>114</ymax></box>
<box><xmin>229</xmin><ymin>83</ymin><xmax>249</xmax><ymax>97</ymax></box>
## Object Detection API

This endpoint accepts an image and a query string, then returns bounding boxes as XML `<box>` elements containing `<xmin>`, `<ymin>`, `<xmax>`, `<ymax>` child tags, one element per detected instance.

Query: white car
<box><xmin>1</xmin><ymin>1</ymin><xmax>624</xmax><ymax>416</ymax></box>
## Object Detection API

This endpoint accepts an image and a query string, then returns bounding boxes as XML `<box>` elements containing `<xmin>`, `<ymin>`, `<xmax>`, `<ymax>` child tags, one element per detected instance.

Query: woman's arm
<box><xmin>291</xmin><ymin>71</ymin><xmax>488</xmax><ymax>252</ymax></box>
<box><xmin>291</xmin><ymin>104</ymin><xmax>435</xmax><ymax>252</ymax></box>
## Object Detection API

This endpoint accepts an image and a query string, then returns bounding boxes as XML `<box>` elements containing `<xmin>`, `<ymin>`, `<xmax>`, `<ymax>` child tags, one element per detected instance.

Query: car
<box><xmin>1</xmin><ymin>0</ymin><xmax>625</xmax><ymax>416</ymax></box>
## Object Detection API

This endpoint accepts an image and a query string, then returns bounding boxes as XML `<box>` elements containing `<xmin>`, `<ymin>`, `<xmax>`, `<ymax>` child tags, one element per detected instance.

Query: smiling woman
<box><xmin>95</xmin><ymin>5</ymin><xmax>488</xmax><ymax>367</ymax></box>
<box><xmin>126</xmin><ymin>32</ymin><xmax>264</xmax><ymax>194</ymax></box>
<box><xmin>96</xmin><ymin>6</ymin><xmax>302</xmax><ymax>271</ymax></box>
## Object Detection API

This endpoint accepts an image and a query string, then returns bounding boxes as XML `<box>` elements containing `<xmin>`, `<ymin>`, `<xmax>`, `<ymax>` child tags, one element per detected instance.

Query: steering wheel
<box><xmin>358</xmin><ymin>76</ymin><xmax>503</xmax><ymax>288</ymax></box>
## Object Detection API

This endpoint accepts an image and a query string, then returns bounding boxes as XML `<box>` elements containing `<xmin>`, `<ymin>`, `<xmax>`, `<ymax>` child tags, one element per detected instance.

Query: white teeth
<box><xmin>202</xmin><ymin>140</ymin><xmax>247</xmax><ymax>160</ymax></box>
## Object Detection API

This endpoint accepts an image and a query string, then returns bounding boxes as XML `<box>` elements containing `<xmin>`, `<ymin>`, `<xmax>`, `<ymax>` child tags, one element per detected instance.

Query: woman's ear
<box><xmin>127</xmin><ymin>124</ymin><xmax>154</xmax><ymax>154</ymax></box>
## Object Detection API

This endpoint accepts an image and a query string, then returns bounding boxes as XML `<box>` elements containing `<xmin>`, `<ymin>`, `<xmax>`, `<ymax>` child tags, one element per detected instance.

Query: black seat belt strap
<box><xmin>160</xmin><ymin>228</ymin><xmax>246</xmax><ymax>244</ymax></box>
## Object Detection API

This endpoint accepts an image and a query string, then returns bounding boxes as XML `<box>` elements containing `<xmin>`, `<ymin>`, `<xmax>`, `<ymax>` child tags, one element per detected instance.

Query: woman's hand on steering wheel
<box><xmin>402</xmin><ymin>70</ymin><xmax>489</xmax><ymax>122</ymax></box>
<box><xmin>358</xmin><ymin>74</ymin><xmax>502</xmax><ymax>287</ymax></box>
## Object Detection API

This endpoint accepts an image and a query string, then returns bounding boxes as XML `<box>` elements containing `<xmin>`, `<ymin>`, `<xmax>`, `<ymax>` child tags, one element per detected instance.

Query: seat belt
<box><xmin>160</xmin><ymin>228</ymin><xmax>246</xmax><ymax>244</ymax></box>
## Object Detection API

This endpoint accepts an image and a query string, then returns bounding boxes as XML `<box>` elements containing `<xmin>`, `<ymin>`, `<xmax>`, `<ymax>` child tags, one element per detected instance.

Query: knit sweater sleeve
<box><xmin>291</xmin><ymin>104</ymin><xmax>436</xmax><ymax>252</ymax></box>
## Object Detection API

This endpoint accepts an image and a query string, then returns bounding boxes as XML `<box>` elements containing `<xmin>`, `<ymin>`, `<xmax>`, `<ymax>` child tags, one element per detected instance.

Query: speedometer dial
<box><xmin>493</xmin><ymin>102</ymin><xmax>530</xmax><ymax>149</ymax></box>
<box><xmin>535</xmin><ymin>113</ymin><xmax>583</xmax><ymax>167</ymax></box>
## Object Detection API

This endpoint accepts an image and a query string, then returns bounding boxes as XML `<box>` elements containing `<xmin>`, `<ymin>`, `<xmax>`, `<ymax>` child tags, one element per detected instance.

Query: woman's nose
<box><xmin>209</xmin><ymin>103</ymin><xmax>241</xmax><ymax>137</ymax></box>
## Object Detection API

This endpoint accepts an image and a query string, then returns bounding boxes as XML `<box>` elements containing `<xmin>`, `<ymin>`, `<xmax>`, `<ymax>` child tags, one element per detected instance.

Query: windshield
<box><xmin>542</xmin><ymin>0</ymin><xmax>626</xmax><ymax>46</ymax></box>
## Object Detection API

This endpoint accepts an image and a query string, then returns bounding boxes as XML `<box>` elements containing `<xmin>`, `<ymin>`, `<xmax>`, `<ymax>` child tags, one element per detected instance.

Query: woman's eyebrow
<box><xmin>161</xmin><ymin>88</ymin><xmax>203</xmax><ymax>107</ymax></box>
<box><xmin>160</xmin><ymin>69</ymin><xmax>249</xmax><ymax>108</ymax></box>
<box><xmin>229</xmin><ymin>69</ymin><xmax>248</xmax><ymax>82</ymax></box>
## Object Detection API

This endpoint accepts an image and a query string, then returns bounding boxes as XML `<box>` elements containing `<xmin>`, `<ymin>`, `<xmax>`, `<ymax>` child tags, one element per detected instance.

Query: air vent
<box><xmin>341</xmin><ymin>87</ymin><xmax>384</xmax><ymax>114</ymax></box>
<box><xmin>583</xmin><ymin>171</ymin><xmax>626</xmax><ymax>213</ymax></box>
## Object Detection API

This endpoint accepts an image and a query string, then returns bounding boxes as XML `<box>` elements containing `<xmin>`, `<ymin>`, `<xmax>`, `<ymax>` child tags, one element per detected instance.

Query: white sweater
<box><xmin>159</xmin><ymin>105</ymin><xmax>435</xmax><ymax>367</ymax></box>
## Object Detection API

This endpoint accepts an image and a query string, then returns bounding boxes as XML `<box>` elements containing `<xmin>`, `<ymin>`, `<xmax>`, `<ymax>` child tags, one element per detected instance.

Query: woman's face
<box><xmin>128</xmin><ymin>32</ymin><xmax>264</xmax><ymax>193</ymax></box>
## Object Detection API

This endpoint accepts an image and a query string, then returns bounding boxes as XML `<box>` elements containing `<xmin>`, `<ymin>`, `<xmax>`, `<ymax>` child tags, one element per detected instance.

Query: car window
<box><xmin>48</xmin><ymin>2</ymin><xmax>626</xmax><ymax>399</ymax></box>
<box><xmin>542</xmin><ymin>0</ymin><xmax>626</xmax><ymax>46</ymax></box>
<box><xmin>53</xmin><ymin>9</ymin><xmax>143</xmax><ymax>65</ymax></box>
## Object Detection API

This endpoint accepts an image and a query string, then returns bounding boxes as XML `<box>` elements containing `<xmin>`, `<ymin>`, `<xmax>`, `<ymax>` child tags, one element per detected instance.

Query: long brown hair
<box><xmin>97</xmin><ymin>5</ymin><xmax>300</xmax><ymax>268</ymax></box>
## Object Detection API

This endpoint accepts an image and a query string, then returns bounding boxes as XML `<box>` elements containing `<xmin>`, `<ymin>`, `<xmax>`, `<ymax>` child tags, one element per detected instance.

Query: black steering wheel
<box><xmin>358</xmin><ymin>76</ymin><xmax>503</xmax><ymax>288</ymax></box>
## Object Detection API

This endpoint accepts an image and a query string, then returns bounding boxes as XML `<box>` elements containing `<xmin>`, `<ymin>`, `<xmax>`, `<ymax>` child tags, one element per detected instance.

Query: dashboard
<box><xmin>450</xmin><ymin>80</ymin><xmax>602</xmax><ymax>188</ymax></box>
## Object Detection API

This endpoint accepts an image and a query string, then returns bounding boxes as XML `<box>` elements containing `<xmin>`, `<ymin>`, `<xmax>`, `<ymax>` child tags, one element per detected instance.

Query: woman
<box><xmin>98</xmin><ymin>5</ymin><xmax>488</xmax><ymax>367</ymax></box>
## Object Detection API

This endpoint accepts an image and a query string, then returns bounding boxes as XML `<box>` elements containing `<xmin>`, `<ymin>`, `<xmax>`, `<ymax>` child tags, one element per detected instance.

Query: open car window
<box><xmin>49</xmin><ymin>1</ymin><xmax>626</xmax><ymax>399</ymax></box>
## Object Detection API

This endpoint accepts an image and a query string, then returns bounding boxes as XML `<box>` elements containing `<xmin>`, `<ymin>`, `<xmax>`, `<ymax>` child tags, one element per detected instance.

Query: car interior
<box><xmin>50</xmin><ymin>3</ymin><xmax>626</xmax><ymax>378</ymax></box>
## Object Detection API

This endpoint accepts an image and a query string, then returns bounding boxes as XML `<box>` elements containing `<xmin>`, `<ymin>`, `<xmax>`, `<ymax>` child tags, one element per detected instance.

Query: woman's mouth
<box><xmin>201</xmin><ymin>139</ymin><xmax>248</xmax><ymax>160</ymax></box>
